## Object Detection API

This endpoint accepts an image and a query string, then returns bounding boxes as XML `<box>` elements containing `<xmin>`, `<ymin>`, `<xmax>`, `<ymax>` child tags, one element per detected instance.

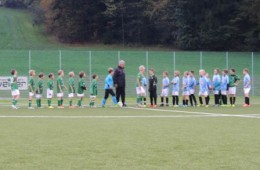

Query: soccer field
<box><xmin>0</xmin><ymin>98</ymin><xmax>260</xmax><ymax>170</ymax></box>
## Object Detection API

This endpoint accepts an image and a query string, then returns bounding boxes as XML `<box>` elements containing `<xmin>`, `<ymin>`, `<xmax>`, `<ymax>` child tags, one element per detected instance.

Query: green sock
<box><xmin>58</xmin><ymin>100</ymin><xmax>61</xmax><ymax>106</ymax></box>
<box><xmin>136</xmin><ymin>97</ymin><xmax>141</xmax><ymax>104</ymax></box>
<box><xmin>69</xmin><ymin>100</ymin><xmax>72</xmax><ymax>106</ymax></box>
<box><xmin>78</xmin><ymin>100</ymin><xmax>81</xmax><ymax>106</ymax></box>
<box><xmin>14</xmin><ymin>100</ymin><xmax>18</xmax><ymax>106</ymax></box>
<box><xmin>12</xmin><ymin>99</ymin><xmax>15</xmax><ymax>106</ymax></box>
<box><xmin>36</xmin><ymin>99</ymin><xmax>39</xmax><ymax>107</ymax></box>
<box><xmin>61</xmin><ymin>99</ymin><xmax>63</xmax><ymax>106</ymax></box>
<box><xmin>29</xmin><ymin>100</ymin><xmax>32</xmax><ymax>107</ymax></box>
<box><xmin>48</xmin><ymin>99</ymin><xmax>51</xmax><ymax>106</ymax></box>
<box><xmin>39</xmin><ymin>99</ymin><xmax>41</xmax><ymax>107</ymax></box>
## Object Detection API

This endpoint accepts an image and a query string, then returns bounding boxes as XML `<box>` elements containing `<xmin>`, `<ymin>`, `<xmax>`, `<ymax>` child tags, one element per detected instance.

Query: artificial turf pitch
<box><xmin>0</xmin><ymin>98</ymin><xmax>259</xmax><ymax>170</ymax></box>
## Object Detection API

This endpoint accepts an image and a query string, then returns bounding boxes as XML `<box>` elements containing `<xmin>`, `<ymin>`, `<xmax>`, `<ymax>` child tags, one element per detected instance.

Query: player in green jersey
<box><xmin>228</xmin><ymin>68</ymin><xmax>240</xmax><ymax>107</ymax></box>
<box><xmin>89</xmin><ymin>74</ymin><xmax>98</xmax><ymax>108</ymax></box>
<box><xmin>136</xmin><ymin>65</ymin><xmax>146</xmax><ymax>107</ymax></box>
<box><xmin>57</xmin><ymin>70</ymin><xmax>67</xmax><ymax>108</ymax></box>
<box><xmin>35</xmin><ymin>73</ymin><xmax>45</xmax><ymax>108</ymax></box>
<box><xmin>10</xmin><ymin>69</ymin><xmax>20</xmax><ymax>109</ymax></box>
<box><xmin>28</xmin><ymin>70</ymin><xmax>36</xmax><ymax>109</ymax></box>
<box><xmin>68</xmin><ymin>71</ymin><xmax>76</xmax><ymax>108</ymax></box>
<box><xmin>47</xmin><ymin>73</ymin><xmax>54</xmax><ymax>109</ymax></box>
<box><xmin>77</xmin><ymin>71</ymin><xmax>87</xmax><ymax>108</ymax></box>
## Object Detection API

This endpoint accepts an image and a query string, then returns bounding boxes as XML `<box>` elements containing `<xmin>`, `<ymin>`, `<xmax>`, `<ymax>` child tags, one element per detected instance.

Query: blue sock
<box><xmin>112</xmin><ymin>96</ymin><xmax>117</xmax><ymax>105</ymax></box>
<box><xmin>102</xmin><ymin>98</ymin><xmax>106</xmax><ymax>106</ymax></box>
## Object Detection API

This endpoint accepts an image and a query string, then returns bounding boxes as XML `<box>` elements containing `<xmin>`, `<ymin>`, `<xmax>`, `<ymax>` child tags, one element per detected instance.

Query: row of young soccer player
<box><xmin>135</xmin><ymin>66</ymin><xmax>251</xmax><ymax>108</ymax></box>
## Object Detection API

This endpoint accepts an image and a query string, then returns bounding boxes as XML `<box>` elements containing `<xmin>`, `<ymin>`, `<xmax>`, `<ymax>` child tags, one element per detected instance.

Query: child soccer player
<box><xmin>141</xmin><ymin>76</ymin><xmax>148</xmax><ymax>107</ymax></box>
<box><xmin>102</xmin><ymin>68</ymin><xmax>118</xmax><ymax>107</ymax></box>
<box><xmin>243</xmin><ymin>68</ymin><xmax>251</xmax><ymax>107</ymax></box>
<box><xmin>171</xmin><ymin>71</ymin><xmax>180</xmax><ymax>107</ymax></box>
<box><xmin>149</xmin><ymin>68</ymin><xmax>158</xmax><ymax>108</ymax></box>
<box><xmin>160</xmin><ymin>71</ymin><xmax>170</xmax><ymax>107</ymax></box>
<box><xmin>10</xmin><ymin>69</ymin><xmax>20</xmax><ymax>109</ymax></box>
<box><xmin>35</xmin><ymin>73</ymin><xmax>44</xmax><ymax>108</ymax></box>
<box><xmin>212</xmin><ymin>68</ymin><xmax>221</xmax><ymax>106</ymax></box>
<box><xmin>189</xmin><ymin>70</ymin><xmax>197</xmax><ymax>107</ymax></box>
<box><xmin>47</xmin><ymin>73</ymin><xmax>54</xmax><ymax>109</ymax></box>
<box><xmin>136</xmin><ymin>65</ymin><xmax>146</xmax><ymax>107</ymax></box>
<box><xmin>77</xmin><ymin>71</ymin><xmax>87</xmax><ymax>108</ymax></box>
<box><xmin>90</xmin><ymin>74</ymin><xmax>98</xmax><ymax>108</ymax></box>
<box><xmin>57</xmin><ymin>70</ymin><xmax>67</xmax><ymax>109</ymax></box>
<box><xmin>28</xmin><ymin>70</ymin><xmax>36</xmax><ymax>109</ymax></box>
<box><xmin>221</xmin><ymin>69</ymin><xmax>229</xmax><ymax>106</ymax></box>
<box><xmin>68</xmin><ymin>71</ymin><xmax>76</xmax><ymax>108</ymax></box>
<box><xmin>182</xmin><ymin>71</ymin><xmax>190</xmax><ymax>107</ymax></box>
<box><xmin>205</xmin><ymin>73</ymin><xmax>212</xmax><ymax>105</ymax></box>
<box><xmin>198</xmin><ymin>69</ymin><xmax>210</xmax><ymax>107</ymax></box>
<box><xmin>229</xmin><ymin>68</ymin><xmax>240</xmax><ymax>107</ymax></box>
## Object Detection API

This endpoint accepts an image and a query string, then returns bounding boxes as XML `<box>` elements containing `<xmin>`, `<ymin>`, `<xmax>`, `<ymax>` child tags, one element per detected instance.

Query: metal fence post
<box><xmin>118</xmin><ymin>51</ymin><xmax>121</xmax><ymax>62</ymax></box>
<box><xmin>200</xmin><ymin>51</ymin><xmax>203</xmax><ymax>69</ymax></box>
<box><xmin>59</xmin><ymin>50</ymin><xmax>62</xmax><ymax>70</ymax></box>
<box><xmin>173</xmin><ymin>51</ymin><xmax>176</xmax><ymax>72</ymax></box>
<box><xmin>29</xmin><ymin>50</ymin><xmax>31</xmax><ymax>71</ymax></box>
<box><xmin>226</xmin><ymin>52</ymin><xmax>229</xmax><ymax>69</ymax></box>
<box><xmin>89</xmin><ymin>51</ymin><xmax>92</xmax><ymax>84</ymax></box>
<box><xmin>252</xmin><ymin>52</ymin><xmax>255</xmax><ymax>96</ymax></box>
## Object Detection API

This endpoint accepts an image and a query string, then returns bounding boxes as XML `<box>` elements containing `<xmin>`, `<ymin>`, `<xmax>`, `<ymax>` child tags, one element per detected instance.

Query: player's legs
<box><xmin>109</xmin><ymin>89</ymin><xmax>117</xmax><ymax>105</ymax></box>
<box><xmin>28</xmin><ymin>92</ymin><xmax>34</xmax><ymax>109</ymax></box>
<box><xmin>244</xmin><ymin>88</ymin><xmax>251</xmax><ymax>107</ymax></box>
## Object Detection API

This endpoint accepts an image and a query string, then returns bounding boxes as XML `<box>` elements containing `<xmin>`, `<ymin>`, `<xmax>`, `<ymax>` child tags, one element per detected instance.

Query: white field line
<box><xmin>0</xmin><ymin>115</ymin><xmax>221</xmax><ymax>119</ymax></box>
<box><xmin>127</xmin><ymin>107</ymin><xmax>260</xmax><ymax>119</ymax></box>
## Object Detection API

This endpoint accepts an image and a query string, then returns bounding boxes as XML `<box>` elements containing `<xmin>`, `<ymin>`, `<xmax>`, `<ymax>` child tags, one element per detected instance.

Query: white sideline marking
<box><xmin>0</xmin><ymin>115</ymin><xmax>221</xmax><ymax>119</ymax></box>
<box><xmin>127</xmin><ymin>107</ymin><xmax>260</xmax><ymax>119</ymax></box>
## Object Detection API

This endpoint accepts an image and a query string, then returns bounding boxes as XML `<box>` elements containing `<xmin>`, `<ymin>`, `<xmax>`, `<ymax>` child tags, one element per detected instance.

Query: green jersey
<box><xmin>90</xmin><ymin>79</ymin><xmax>98</xmax><ymax>96</ymax></box>
<box><xmin>78</xmin><ymin>78</ymin><xmax>86</xmax><ymax>94</ymax></box>
<box><xmin>229</xmin><ymin>75</ymin><xmax>240</xmax><ymax>87</ymax></box>
<box><xmin>68</xmin><ymin>78</ymin><xmax>75</xmax><ymax>93</ymax></box>
<box><xmin>28</xmin><ymin>76</ymin><xmax>35</xmax><ymax>92</ymax></box>
<box><xmin>36</xmin><ymin>79</ymin><xmax>44</xmax><ymax>94</ymax></box>
<box><xmin>10</xmin><ymin>75</ymin><xmax>18</xmax><ymax>91</ymax></box>
<box><xmin>136</xmin><ymin>72</ymin><xmax>143</xmax><ymax>87</ymax></box>
<box><xmin>47</xmin><ymin>79</ymin><xmax>54</xmax><ymax>90</ymax></box>
<box><xmin>57</xmin><ymin>76</ymin><xmax>64</xmax><ymax>93</ymax></box>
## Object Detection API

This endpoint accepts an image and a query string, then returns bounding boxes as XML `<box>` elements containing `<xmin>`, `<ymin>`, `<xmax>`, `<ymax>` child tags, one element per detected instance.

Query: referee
<box><xmin>113</xmin><ymin>60</ymin><xmax>126</xmax><ymax>107</ymax></box>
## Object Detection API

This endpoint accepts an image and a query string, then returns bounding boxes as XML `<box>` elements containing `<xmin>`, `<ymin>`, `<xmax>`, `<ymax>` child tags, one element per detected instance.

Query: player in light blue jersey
<box><xmin>221</xmin><ymin>69</ymin><xmax>229</xmax><ymax>106</ymax></box>
<box><xmin>189</xmin><ymin>71</ymin><xmax>197</xmax><ymax>107</ymax></box>
<box><xmin>243</xmin><ymin>68</ymin><xmax>251</xmax><ymax>107</ymax></box>
<box><xmin>160</xmin><ymin>71</ymin><xmax>170</xmax><ymax>107</ymax></box>
<box><xmin>171</xmin><ymin>71</ymin><xmax>180</xmax><ymax>107</ymax></box>
<box><xmin>198</xmin><ymin>69</ymin><xmax>210</xmax><ymax>107</ymax></box>
<box><xmin>212</xmin><ymin>68</ymin><xmax>221</xmax><ymax>106</ymax></box>
<box><xmin>182</xmin><ymin>71</ymin><xmax>190</xmax><ymax>107</ymax></box>
<box><xmin>141</xmin><ymin>76</ymin><xmax>148</xmax><ymax>106</ymax></box>
<box><xmin>102</xmin><ymin>68</ymin><xmax>118</xmax><ymax>107</ymax></box>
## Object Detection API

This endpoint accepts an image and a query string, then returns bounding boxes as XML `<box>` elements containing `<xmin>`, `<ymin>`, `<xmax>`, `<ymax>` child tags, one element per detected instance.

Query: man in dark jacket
<box><xmin>113</xmin><ymin>60</ymin><xmax>126</xmax><ymax>107</ymax></box>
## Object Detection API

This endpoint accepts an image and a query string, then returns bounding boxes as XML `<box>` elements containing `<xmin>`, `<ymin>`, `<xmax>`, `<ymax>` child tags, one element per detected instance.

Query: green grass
<box><xmin>0</xmin><ymin>98</ymin><xmax>260</xmax><ymax>170</ymax></box>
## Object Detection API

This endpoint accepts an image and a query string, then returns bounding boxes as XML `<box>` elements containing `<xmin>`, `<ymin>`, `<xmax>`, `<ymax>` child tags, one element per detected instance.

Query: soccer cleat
<box><xmin>57</xmin><ymin>106</ymin><xmax>65</xmax><ymax>109</ymax></box>
<box><xmin>48</xmin><ymin>106</ymin><xmax>54</xmax><ymax>109</ymax></box>
<box><xmin>12</xmin><ymin>105</ymin><xmax>18</xmax><ymax>109</ymax></box>
<box><xmin>166</xmin><ymin>104</ymin><xmax>169</xmax><ymax>107</ymax></box>
<box><xmin>69</xmin><ymin>106</ymin><xmax>75</xmax><ymax>109</ymax></box>
<box><xmin>197</xmin><ymin>104</ymin><xmax>202</xmax><ymax>107</ymax></box>
<box><xmin>28</xmin><ymin>107</ymin><xmax>35</xmax><ymax>109</ymax></box>
<box><xmin>231</xmin><ymin>105</ymin><xmax>236</xmax><ymax>107</ymax></box>
<box><xmin>159</xmin><ymin>104</ymin><xmax>164</xmax><ymax>107</ymax></box>
<box><xmin>153</xmin><ymin>105</ymin><xmax>157</xmax><ymax>108</ymax></box>
<box><xmin>174</xmin><ymin>105</ymin><xmax>179</xmax><ymax>108</ymax></box>
<box><xmin>205</xmin><ymin>105</ymin><xmax>210</xmax><ymax>108</ymax></box>
<box><xmin>150</xmin><ymin>105</ymin><xmax>154</xmax><ymax>108</ymax></box>
<box><xmin>143</xmin><ymin>105</ymin><xmax>147</xmax><ymax>108</ymax></box>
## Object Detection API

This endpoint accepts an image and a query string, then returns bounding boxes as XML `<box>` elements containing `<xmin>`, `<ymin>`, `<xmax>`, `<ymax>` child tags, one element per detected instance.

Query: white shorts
<box><xmin>221</xmin><ymin>90</ymin><xmax>227</xmax><ymax>95</ymax></box>
<box><xmin>77</xmin><ymin>94</ymin><xmax>84</xmax><ymax>97</ymax></box>
<box><xmin>189</xmin><ymin>89</ymin><xmax>195</xmax><ymax>95</ymax></box>
<box><xmin>172</xmin><ymin>91</ymin><xmax>179</xmax><ymax>96</ymax></box>
<box><xmin>68</xmin><ymin>93</ymin><xmax>74</xmax><ymax>98</ymax></box>
<box><xmin>244</xmin><ymin>88</ymin><xmax>251</xmax><ymax>94</ymax></box>
<box><xmin>213</xmin><ymin>90</ymin><xmax>220</xmax><ymax>95</ymax></box>
<box><xmin>57</xmin><ymin>93</ymin><xmax>64</xmax><ymax>98</ymax></box>
<box><xmin>199</xmin><ymin>91</ymin><xmax>209</xmax><ymax>96</ymax></box>
<box><xmin>47</xmin><ymin>89</ymin><xmax>54</xmax><ymax>99</ymax></box>
<box><xmin>229</xmin><ymin>87</ymin><xmax>236</xmax><ymax>95</ymax></box>
<box><xmin>90</xmin><ymin>95</ymin><xmax>96</xmax><ymax>99</ymax></box>
<box><xmin>161</xmin><ymin>89</ymin><xmax>169</xmax><ymax>97</ymax></box>
<box><xmin>136</xmin><ymin>87</ymin><xmax>146</xmax><ymax>96</ymax></box>
<box><xmin>182</xmin><ymin>91</ymin><xmax>190</xmax><ymax>96</ymax></box>
<box><xmin>11</xmin><ymin>90</ymin><xmax>20</xmax><ymax>96</ymax></box>
<box><xmin>35</xmin><ymin>94</ymin><xmax>42</xmax><ymax>99</ymax></box>
<box><xmin>29</xmin><ymin>92</ymin><xmax>34</xmax><ymax>97</ymax></box>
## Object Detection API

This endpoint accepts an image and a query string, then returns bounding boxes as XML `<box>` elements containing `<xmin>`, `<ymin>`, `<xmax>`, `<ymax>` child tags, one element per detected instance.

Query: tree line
<box><xmin>2</xmin><ymin>0</ymin><xmax>260</xmax><ymax>50</ymax></box>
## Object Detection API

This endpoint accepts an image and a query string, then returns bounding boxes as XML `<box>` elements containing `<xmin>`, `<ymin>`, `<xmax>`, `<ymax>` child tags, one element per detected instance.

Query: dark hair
<box><xmin>39</xmin><ymin>73</ymin><xmax>44</xmax><ymax>78</ymax></box>
<box><xmin>108</xmin><ymin>68</ymin><xmax>114</xmax><ymax>74</ymax></box>
<box><xmin>190</xmin><ymin>70</ymin><xmax>195</xmax><ymax>74</ymax></box>
<box><xmin>230</xmin><ymin>68</ymin><xmax>236</xmax><ymax>73</ymax></box>
<box><xmin>223</xmin><ymin>69</ymin><xmax>228</xmax><ymax>74</ymax></box>
<box><xmin>49</xmin><ymin>73</ymin><xmax>54</xmax><ymax>78</ymax></box>
<box><xmin>79</xmin><ymin>71</ymin><xmax>85</xmax><ymax>78</ymax></box>
<box><xmin>92</xmin><ymin>74</ymin><xmax>97</xmax><ymax>79</ymax></box>
<box><xmin>11</xmin><ymin>69</ymin><xmax>16</xmax><ymax>75</ymax></box>
<box><xmin>149</xmin><ymin>68</ymin><xmax>155</xmax><ymax>73</ymax></box>
<box><xmin>215</xmin><ymin>68</ymin><xmax>220</xmax><ymax>73</ymax></box>
<box><xmin>244</xmin><ymin>68</ymin><xmax>249</xmax><ymax>73</ymax></box>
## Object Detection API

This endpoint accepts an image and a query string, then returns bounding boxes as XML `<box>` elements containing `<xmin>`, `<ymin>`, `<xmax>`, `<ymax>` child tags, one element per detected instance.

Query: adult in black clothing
<box><xmin>113</xmin><ymin>60</ymin><xmax>126</xmax><ymax>107</ymax></box>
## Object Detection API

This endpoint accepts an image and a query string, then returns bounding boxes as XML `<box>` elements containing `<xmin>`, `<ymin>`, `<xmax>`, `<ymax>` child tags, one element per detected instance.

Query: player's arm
<box><xmin>137</xmin><ymin>76</ymin><xmax>141</xmax><ymax>88</ymax></box>
<box><xmin>113</xmin><ymin>69</ymin><xmax>118</xmax><ymax>87</ymax></box>
<box><xmin>235</xmin><ymin>77</ymin><xmax>241</xmax><ymax>86</ymax></box>
<box><xmin>29</xmin><ymin>84</ymin><xmax>34</xmax><ymax>93</ymax></box>
<box><xmin>69</xmin><ymin>84</ymin><xmax>74</xmax><ymax>93</ymax></box>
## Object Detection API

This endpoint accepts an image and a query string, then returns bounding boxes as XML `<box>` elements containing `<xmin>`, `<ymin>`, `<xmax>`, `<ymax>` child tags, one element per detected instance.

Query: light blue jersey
<box><xmin>189</xmin><ymin>77</ymin><xmax>196</xmax><ymax>90</ymax></box>
<box><xmin>199</xmin><ymin>76</ymin><xmax>208</xmax><ymax>93</ymax></box>
<box><xmin>162</xmin><ymin>77</ymin><xmax>170</xmax><ymax>89</ymax></box>
<box><xmin>104</xmin><ymin>74</ymin><xmax>114</xmax><ymax>89</ymax></box>
<box><xmin>182</xmin><ymin>77</ymin><xmax>189</xmax><ymax>92</ymax></box>
<box><xmin>142</xmin><ymin>77</ymin><xmax>147</xmax><ymax>87</ymax></box>
<box><xmin>172</xmin><ymin>77</ymin><xmax>180</xmax><ymax>92</ymax></box>
<box><xmin>213</xmin><ymin>75</ymin><xmax>221</xmax><ymax>91</ymax></box>
<box><xmin>221</xmin><ymin>75</ymin><xmax>229</xmax><ymax>91</ymax></box>
<box><xmin>243</xmin><ymin>74</ymin><xmax>251</xmax><ymax>88</ymax></box>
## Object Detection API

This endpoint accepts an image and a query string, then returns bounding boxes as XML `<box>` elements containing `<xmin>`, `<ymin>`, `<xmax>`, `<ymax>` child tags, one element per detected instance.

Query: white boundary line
<box><xmin>126</xmin><ymin>107</ymin><xmax>260</xmax><ymax>119</ymax></box>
